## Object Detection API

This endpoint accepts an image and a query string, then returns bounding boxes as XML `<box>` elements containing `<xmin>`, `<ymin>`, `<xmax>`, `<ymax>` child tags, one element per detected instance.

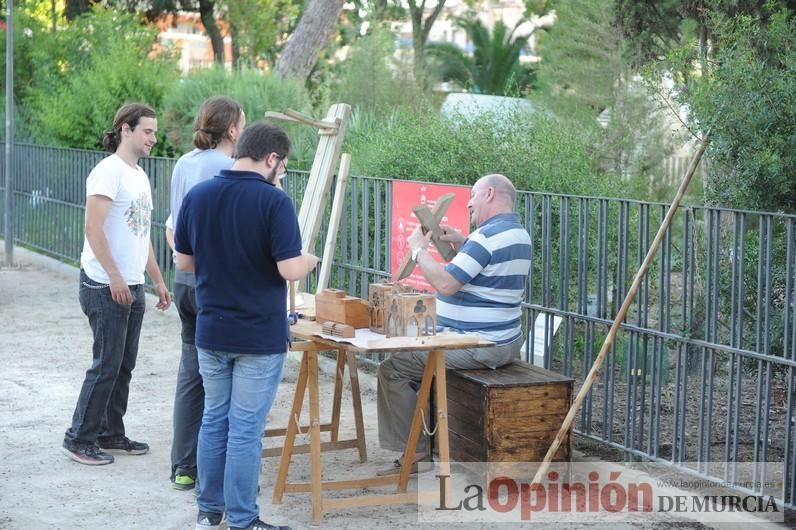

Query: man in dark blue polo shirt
<box><xmin>174</xmin><ymin>121</ymin><xmax>318</xmax><ymax>530</ymax></box>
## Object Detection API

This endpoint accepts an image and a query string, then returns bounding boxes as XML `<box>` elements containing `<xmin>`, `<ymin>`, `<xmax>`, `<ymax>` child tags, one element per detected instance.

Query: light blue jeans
<box><xmin>196</xmin><ymin>348</ymin><xmax>286</xmax><ymax>529</ymax></box>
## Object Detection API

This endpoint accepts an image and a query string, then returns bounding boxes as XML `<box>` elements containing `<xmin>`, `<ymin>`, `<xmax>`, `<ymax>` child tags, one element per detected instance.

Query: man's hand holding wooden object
<box><xmin>395</xmin><ymin>192</ymin><xmax>457</xmax><ymax>281</ymax></box>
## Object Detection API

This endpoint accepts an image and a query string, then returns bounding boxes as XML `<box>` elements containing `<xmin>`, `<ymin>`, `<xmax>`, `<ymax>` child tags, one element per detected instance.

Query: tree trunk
<box><xmin>407</xmin><ymin>0</ymin><xmax>447</xmax><ymax>88</ymax></box>
<box><xmin>64</xmin><ymin>0</ymin><xmax>93</xmax><ymax>20</ymax></box>
<box><xmin>198</xmin><ymin>0</ymin><xmax>225</xmax><ymax>65</ymax></box>
<box><xmin>230</xmin><ymin>22</ymin><xmax>241</xmax><ymax>70</ymax></box>
<box><xmin>410</xmin><ymin>6</ymin><xmax>426</xmax><ymax>84</ymax></box>
<box><xmin>276</xmin><ymin>0</ymin><xmax>345</xmax><ymax>82</ymax></box>
<box><xmin>698</xmin><ymin>23</ymin><xmax>708</xmax><ymax>76</ymax></box>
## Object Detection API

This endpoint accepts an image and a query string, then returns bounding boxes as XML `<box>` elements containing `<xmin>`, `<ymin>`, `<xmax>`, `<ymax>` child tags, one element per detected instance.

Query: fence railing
<box><xmin>1</xmin><ymin>143</ymin><xmax>793</xmax><ymax>509</ymax></box>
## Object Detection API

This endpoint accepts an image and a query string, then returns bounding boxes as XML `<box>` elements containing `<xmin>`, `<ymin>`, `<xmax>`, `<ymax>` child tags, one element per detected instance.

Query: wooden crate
<box><xmin>446</xmin><ymin>360</ymin><xmax>574</xmax><ymax>463</ymax></box>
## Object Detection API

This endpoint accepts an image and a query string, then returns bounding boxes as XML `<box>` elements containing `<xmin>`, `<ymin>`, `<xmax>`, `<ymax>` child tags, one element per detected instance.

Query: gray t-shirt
<box><xmin>167</xmin><ymin>148</ymin><xmax>234</xmax><ymax>284</ymax></box>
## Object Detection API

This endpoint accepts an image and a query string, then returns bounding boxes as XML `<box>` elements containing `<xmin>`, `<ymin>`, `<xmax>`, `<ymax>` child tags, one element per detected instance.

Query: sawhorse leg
<box><xmin>272</xmin><ymin>347</ymin><xmax>324</xmax><ymax>524</ymax></box>
<box><xmin>397</xmin><ymin>348</ymin><xmax>449</xmax><ymax>491</ymax></box>
<box><xmin>307</xmin><ymin>351</ymin><xmax>322</xmax><ymax>524</ymax></box>
<box><xmin>272</xmin><ymin>350</ymin><xmax>310</xmax><ymax>504</ymax></box>
<box><xmin>271</xmin><ymin>345</ymin><xmax>369</xmax><ymax>525</ymax></box>
<box><xmin>347</xmin><ymin>351</ymin><xmax>367</xmax><ymax>462</ymax></box>
<box><xmin>263</xmin><ymin>350</ymin><xmax>367</xmax><ymax>461</ymax></box>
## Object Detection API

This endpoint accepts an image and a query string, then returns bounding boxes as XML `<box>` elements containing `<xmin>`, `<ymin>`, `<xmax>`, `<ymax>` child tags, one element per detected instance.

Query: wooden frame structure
<box><xmin>265</xmin><ymin>104</ymin><xmax>352</xmax><ymax>291</ymax></box>
<box><xmin>273</xmin><ymin>319</ymin><xmax>492</xmax><ymax>525</ymax></box>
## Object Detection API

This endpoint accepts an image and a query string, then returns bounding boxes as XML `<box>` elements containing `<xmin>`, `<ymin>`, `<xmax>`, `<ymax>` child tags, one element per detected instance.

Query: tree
<box><xmin>332</xmin><ymin>25</ymin><xmax>421</xmax><ymax>112</ymax></box>
<box><xmin>22</xmin><ymin>8</ymin><xmax>179</xmax><ymax>153</ymax></box>
<box><xmin>682</xmin><ymin>7</ymin><xmax>796</xmax><ymax>212</ymax></box>
<box><xmin>613</xmin><ymin>0</ymin><xmax>796</xmax><ymax>211</ymax></box>
<box><xmin>402</xmin><ymin>1</ymin><xmax>548</xmax><ymax>89</ymax></box>
<box><xmin>276</xmin><ymin>0</ymin><xmax>345</xmax><ymax>82</ymax></box>
<box><xmin>132</xmin><ymin>0</ymin><xmax>226</xmax><ymax>65</ymax></box>
<box><xmin>536</xmin><ymin>0</ymin><xmax>683</xmax><ymax>184</ymax></box>
<box><xmin>613</xmin><ymin>0</ymin><xmax>694</xmax><ymax>68</ymax></box>
<box><xmin>196</xmin><ymin>0</ymin><xmax>224</xmax><ymax>64</ymax></box>
<box><xmin>614</xmin><ymin>0</ymin><xmax>796</xmax><ymax>71</ymax></box>
<box><xmin>222</xmin><ymin>0</ymin><xmax>300</xmax><ymax>69</ymax></box>
<box><xmin>406</xmin><ymin>0</ymin><xmax>446</xmax><ymax>86</ymax></box>
<box><xmin>427</xmin><ymin>16</ymin><xmax>535</xmax><ymax>95</ymax></box>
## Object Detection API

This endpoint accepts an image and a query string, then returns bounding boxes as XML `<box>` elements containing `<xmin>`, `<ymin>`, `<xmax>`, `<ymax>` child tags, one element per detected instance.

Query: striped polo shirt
<box><xmin>437</xmin><ymin>212</ymin><xmax>532</xmax><ymax>344</ymax></box>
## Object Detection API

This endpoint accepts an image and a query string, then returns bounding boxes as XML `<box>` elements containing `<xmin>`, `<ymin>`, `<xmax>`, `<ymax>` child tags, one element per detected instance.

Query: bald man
<box><xmin>376</xmin><ymin>174</ymin><xmax>532</xmax><ymax>474</ymax></box>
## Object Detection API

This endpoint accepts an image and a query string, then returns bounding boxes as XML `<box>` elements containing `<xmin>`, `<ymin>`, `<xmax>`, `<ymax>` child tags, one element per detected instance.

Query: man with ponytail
<box><xmin>62</xmin><ymin>102</ymin><xmax>172</xmax><ymax>466</ymax></box>
<box><xmin>164</xmin><ymin>96</ymin><xmax>246</xmax><ymax>492</ymax></box>
<box><xmin>174</xmin><ymin>121</ymin><xmax>313</xmax><ymax>530</ymax></box>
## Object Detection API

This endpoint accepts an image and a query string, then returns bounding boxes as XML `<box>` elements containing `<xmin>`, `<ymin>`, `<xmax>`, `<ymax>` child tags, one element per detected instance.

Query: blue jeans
<box><xmin>65</xmin><ymin>269</ymin><xmax>145</xmax><ymax>447</ymax></box>
<box><xmin>196</xmin><ymin>348</ymin><xmax>285</xmax><ymax>528</ymax></box>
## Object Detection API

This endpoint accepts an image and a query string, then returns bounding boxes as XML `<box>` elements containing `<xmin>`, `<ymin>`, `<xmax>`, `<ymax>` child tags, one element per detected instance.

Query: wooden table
<box><xmin>273</xmin><ymin>319</ymin><xmax>492</xmax><ymax>524</ymax></box>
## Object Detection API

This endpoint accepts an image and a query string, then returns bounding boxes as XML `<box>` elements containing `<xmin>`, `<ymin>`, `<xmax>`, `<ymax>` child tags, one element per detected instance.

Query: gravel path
<box><xmin>0</xmin><ymin>248</ymin><xmax>420</xmax><ymax>530</ymax></box>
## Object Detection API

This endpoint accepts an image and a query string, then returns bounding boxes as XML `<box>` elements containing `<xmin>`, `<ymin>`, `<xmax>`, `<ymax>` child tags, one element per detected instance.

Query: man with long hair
<box><xmin>175</xmin><ymin>121</ymin><xmax>315</xmax><ymax>530</ymax></box>
<box><xmin>166</xmin><ymin>96</ymin><xmax>246</xmax><ymax>491</ymax></box>
<box><xmin>63</xmin><ymin>102</ymin><xmax>171</xmax><ymax>466</ymax></box>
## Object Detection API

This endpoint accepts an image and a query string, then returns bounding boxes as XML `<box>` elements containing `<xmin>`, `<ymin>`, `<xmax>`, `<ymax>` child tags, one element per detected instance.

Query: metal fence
<box><xmin>1</xmin><ymin>143</ymin><xmax>794</xmax><ymax>509</ymax></box>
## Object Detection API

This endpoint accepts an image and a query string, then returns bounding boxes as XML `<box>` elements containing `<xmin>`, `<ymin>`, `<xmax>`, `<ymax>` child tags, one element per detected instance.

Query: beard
<box><xmin>265</xmin><ymin>166</ymin><xmax>285</xmax><ymax>188</ymax></box>
<box><xmin>265</xmin><ymin>165</ymin><xmax>279</xmax><ymax>184</ymax></box>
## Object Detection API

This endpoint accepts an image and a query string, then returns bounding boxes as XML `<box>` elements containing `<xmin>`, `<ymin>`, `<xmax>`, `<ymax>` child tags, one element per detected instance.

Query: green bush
<box><xmin>24</xmin><ymin>8</ymin><xmax>179</xmax><ymax>155</ymax></box>
<box><xmin>161</xmin><ymin>67</ymin><xmax>315</xmax><ymax>165</ymax></box>
<box><xmin>679</xmin><ymin>7</ymin><xmax>796</xmax><ymax>212</ymax></box>
<box><xmin>27</xmin><ymin>40</ymin><xmax>178</xmax><ymax>155</ymax></box>
<box><xmin>344</xmin><ymin>104</ymin><xmax>608</xmax><ymax>196</ymax></box>
<box><xmin>0</xmin><ymin>3</ymin><xmax>50</xmax><ymax>103</ymax></box>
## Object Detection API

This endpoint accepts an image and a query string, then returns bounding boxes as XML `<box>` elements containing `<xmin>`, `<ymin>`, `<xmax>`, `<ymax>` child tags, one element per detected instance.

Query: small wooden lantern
<box><xmin>368</xmin><ymin>282</ymin><xmax>417</xmax><ymax>333</ymax></box>
<box><xmin>385</xmin><ymin>292</ymin><xmax>437</xmax><ymax>338</ymax></box>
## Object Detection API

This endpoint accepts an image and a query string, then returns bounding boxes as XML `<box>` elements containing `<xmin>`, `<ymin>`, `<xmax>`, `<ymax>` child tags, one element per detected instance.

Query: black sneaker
<box><xmin>195</xmin><ymin>511</ymin><xmax>226</xmax><ymax>530</ymax></box>
<box><xmin>231</xmin><ymin>518</ymin><xmax>291</xmax><ymax>530</ymax></box>
<box><xmin>61</xmin><ymin>442</ymin><xmax>114</xmax><ymax>465</ymax></box>
<box><xmin>97</xmin><ymin>436</ymin><xmax>149</xmax><ymax>455</ymax></box>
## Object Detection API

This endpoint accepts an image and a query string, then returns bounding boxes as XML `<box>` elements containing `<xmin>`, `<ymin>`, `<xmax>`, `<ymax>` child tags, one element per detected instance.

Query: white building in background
<box><xmin>155</xmin><ymin>12</ymin><xmax>233</xmax><ymax>73</ymax></box>
<box><xmin>391</xmin><ymin>0</ymin><xmax>556</xmax><ymax>64</ymax></box>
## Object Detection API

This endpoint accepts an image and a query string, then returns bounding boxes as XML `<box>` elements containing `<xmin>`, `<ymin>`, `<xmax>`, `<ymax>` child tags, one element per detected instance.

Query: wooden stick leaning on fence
<box><xmin>316</xmin><ymin>153</ymin><xmax>351</xmax><ymax>293</ymax></box>
<box><xmin>530</xmin><ymin>131</ymin><xmax>712</xmax><ymax>486</ymax></box>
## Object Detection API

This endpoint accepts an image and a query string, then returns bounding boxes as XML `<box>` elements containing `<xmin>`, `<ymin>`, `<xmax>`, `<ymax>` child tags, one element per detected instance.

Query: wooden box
<box><xmin>315</xmin><ymin>289</ymin><xmax>370</xmax><ymax>328</ymax></box>
<box><xmin>446</xmin><ymin>360</ymin><xmax>574</xmax><ymax>462</ymax></box>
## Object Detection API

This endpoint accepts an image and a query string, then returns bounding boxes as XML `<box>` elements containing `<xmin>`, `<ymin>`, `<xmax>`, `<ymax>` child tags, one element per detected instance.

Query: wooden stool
<box><xmin>262</xmin><ymin>344</ymin><xmax>367</xmax><ymax>462</ymax></box>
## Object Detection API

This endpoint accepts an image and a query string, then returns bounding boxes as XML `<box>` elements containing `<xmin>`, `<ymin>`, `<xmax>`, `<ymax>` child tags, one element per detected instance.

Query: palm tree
<box><xmin>427</xmin><ymin>16</ymin><xmax>537</xmax><ymax>96</ymax></box>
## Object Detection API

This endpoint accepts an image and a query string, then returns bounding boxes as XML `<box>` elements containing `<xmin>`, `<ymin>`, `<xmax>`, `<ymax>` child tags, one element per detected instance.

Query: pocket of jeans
<box><xmin>79</xmin><ymin>274</ymin><xmax>110</xmax><ymax>316</ymax></box>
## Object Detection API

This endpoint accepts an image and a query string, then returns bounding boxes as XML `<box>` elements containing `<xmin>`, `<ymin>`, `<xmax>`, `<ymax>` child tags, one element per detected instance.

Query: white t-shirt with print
<box><xmin>80</xmin><ymin>154</ymin><xmax>153</xmax><ymax>285</ymax></box>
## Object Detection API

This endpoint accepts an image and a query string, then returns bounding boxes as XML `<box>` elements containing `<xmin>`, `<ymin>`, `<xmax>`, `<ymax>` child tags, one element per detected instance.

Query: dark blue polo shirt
<box><xmin>174</xmin><ymin>169</ymin><xmax>302</xmax><ymax>354</ymax></box>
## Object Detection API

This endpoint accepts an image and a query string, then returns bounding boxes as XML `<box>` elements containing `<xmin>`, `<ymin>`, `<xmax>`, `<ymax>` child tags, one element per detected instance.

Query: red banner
<box><xmin>391</xmin><ymin>180</ymin><xmax>471</xmax><ymax>291</ymax></box>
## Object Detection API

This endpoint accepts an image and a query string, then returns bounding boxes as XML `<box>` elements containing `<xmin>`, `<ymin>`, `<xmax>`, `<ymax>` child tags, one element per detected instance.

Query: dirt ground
<box><xmin>0</xmin><ymin>246</ymin><xmax>791</xmax><ymax>530</ymax></box>
<box><xmin>0</xmin><ymin>248</ymin><xmax>428</xmax><ymax>530</ymax></box>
